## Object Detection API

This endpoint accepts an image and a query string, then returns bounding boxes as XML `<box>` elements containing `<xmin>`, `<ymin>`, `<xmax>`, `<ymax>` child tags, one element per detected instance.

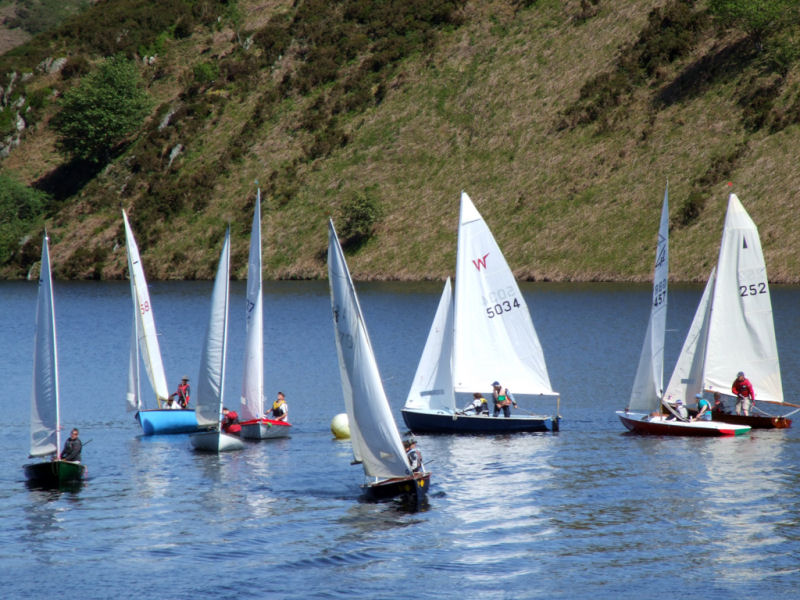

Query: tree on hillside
<box><xmin>0</xmin><ymin>174</ymin><xmax>49</xmax><ymax>266</ymax></box>
<box><xmin>708</xmin><ymin>0</ymin><xmax>799</xmax><ymax>50</ymax></box>
<box><xmin>51</xmin><ymin>55</ymin><xmax>151</xmax><ymax>164</ymax></box>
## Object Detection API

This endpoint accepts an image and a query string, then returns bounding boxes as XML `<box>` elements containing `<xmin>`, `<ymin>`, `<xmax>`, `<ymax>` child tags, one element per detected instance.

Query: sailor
<box><xmin>731</xmin><ymin>372</ymin><xmax>755</xmax><ymax>416</ymax></box>
<box><xmin>403</xmin><ymin>436</ymin><xmax>423</xmax><ymax>473</ymax></box>
<box><xmin>691</xmin><ymin>393</ymin><xmax>712</xmax><ymax>422</ymax></box>
<box><xmin>221</xmin><ymin>407</ymin><xmax>241</xmax><ymax>434</ymax></box>
<box><xmin>491</xmin><ymin>381</ymin><xmax>517</xmax><ymax>418</ymax></box>
<box><xmin>169</xmin><ymin>376</ymin><xmax>191</xmax><ymax>408</ymax></box>
<box><xmin>666</xmin><ymin>399</ymin><xmax>688</xmax><ymax>420</ymax></box>
<box><xmin>271</xmin><ymin>392</ymin><xmax>289</xmax><ymax>422</ymax></box>
<box><xmin>61</xmin><ymin>428</ymin><xmax>82</xmax><ymax>462</ymax></box>
<box><xmin>460</xmin><ymin>392</ymin><xmax>489</xmax><ymax>415</ymax></box>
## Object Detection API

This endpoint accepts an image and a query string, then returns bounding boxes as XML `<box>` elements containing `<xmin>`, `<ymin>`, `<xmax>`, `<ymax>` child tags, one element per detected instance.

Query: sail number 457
<box><xmin>740</xmin><ymin>282</ymin><xmax>767</xmax><ymax>297</ymax></box>
<box><xmin>484</xmin><ymin>287</ymin><xmax>521</xmax><ymax>319</ymax></box>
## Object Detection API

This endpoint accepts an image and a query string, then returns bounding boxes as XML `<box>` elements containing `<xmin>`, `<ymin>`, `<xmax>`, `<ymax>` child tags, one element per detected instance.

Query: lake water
<box><xmin>1</xmin><ymin>280</ymin><xmax>798</xmax><ymax>599</ymax></box>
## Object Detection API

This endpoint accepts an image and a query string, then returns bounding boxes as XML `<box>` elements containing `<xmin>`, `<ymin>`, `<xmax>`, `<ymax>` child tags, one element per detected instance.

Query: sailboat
<box><xmin>328</xmin><ymin>220</ymin><xmax>430</xmax><ymax>507</ymax></box>
<box><xmin>238</xmin><ymin>191</ymin><xmax>291</xmax><ymax>439</ymax></box>
<box><xmin>189</xmin><ymin>228</ymin><xmax>245</xmax><ymax>452</ymax></box>
<box><xmin>668</xmin><ymin>193</ymin><xmax>794</xmax><ymax>429</ymax></box>
<box><xmin>24</xmin><ymin>234</ymin><xmax>88</xmax><ymax>486</ymax></box>
<box><xmin>402</xmin><ymin>191</ymin><xmax>560</xmax><ymax>433</ymax></box>
<box><xmin>617</xmin><ymin>187</ymin><xmax>750</xmax><ymax>436</ymax></box>
<box><xmin>123</xmin><ymin>210</ymin><xmax>198</xmax><ymax>435</ymax></box>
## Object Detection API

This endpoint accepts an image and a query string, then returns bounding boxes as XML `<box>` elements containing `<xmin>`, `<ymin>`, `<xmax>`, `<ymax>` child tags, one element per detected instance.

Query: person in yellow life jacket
<box><xmin>459</xmin><ymin>392</ymin><xmax>489</xmax><ymax>415</ymax></box>
<box><xmin>271</xmin><ymin>391</ymin><xmax>288</xmax><ymax>422</ymax></box>
<box><xmin>491</xmin><ymin>381</ymin><xmax>517</xmax><ymax>418</ymax></box>
<box><xmin>169</xmin><ymin>376</ymin><xmax>190</xmax><ymax>408</ymax></box>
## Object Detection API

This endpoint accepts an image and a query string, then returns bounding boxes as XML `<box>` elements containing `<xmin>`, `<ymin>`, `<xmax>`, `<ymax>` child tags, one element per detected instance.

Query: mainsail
<box><xmin>195</xmin><ymin>228</ymin><xmax>231</xmax><ymax>428</ymax></box>
<box><xmin>29</xmin><ymin>234</ymin><xmax>60</xmax><ymax>458</ymax></box>
<box><xmin>452</xmin><ymin>191</ymin><xmax>555</xmax><ymax>396</ymax></box>
<box><xmin>123</xmin><ymin>209</ymin><xmax>169</xmax><ymax>410</ymax></box>
<box><xmin>328</xmin><ymin>220</ymin><xmax>410</xmax><ymax>479</ymax></box>
<box><xmin>240</xmin><ymin>191</ymin><xmax>265</xmax><ymax>421</ymax></box>
<box><xmin>627</xmin><ymin>184</ymin><xmax>669</xmax><ymax>413</ymax></box>
<box><xmin>704</xmin><ymin>194</ymin><xmax>783</xmax><ymax>404</ymax></box>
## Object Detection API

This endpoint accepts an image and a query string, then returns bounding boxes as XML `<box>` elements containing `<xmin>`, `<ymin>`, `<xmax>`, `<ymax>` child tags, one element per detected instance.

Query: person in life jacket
<box><xmin>169</xmin><ymin>376</ymin><xmax>191</xmax><ymax>408</ymax></box>
<box><xmin>491</xmin><ymin>381</ymin><xmax>517</xmax><ymax>418</ymax></box>
<box><xmin>403</xmin><ymin>436</ymin><xmax>423</xmax><ymax>473</ymax></box>
<box><xmin>731</xmin><ymin>371</ymin><xmax>755</xmax><ymax>416</ymax></box>
<box><xmin>271</xmin><ymin>392</ymin><xmax>289</xmax><ymax>422</ymax></box>
<box><xmin>459</xmin><ymin>392</ymin><xmax>489</xmax><ymax>415</ymax></box>
<box><xmin>221</xmin><ymin>407</ymin><xmax>241</xmax><ymax>434</ymax></box>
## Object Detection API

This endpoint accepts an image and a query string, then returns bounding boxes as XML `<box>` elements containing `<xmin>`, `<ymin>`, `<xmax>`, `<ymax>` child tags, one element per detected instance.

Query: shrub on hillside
<box><xmin>51</xmin><ymin>55</ymin><xmax>152</xmax><ymax>164</ymax></box>
<box><xmin>337</xmin><ymin>189</ymin><xmax>383</xmax><ymax>247</ymax></box>
<box><xmin>0</xmin><ymin>174</ymin><xmax>50</xmax><ymax>266</ymax></box>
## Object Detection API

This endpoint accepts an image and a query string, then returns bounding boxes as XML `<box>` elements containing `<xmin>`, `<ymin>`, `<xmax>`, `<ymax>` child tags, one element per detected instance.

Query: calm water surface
<box><xmin>1</xmin><ymin>280</ymin><xmax>798</xmax><ymax>599</ymax></box>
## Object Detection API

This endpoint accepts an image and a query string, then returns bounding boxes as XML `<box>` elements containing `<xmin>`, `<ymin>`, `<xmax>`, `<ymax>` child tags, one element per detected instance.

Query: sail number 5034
<box><xmin>740</xmin><ymin>282</ymin><xmax>767</xmax><ymax>297</ymax></box>
<box><xmin>483</xmin><ymin>287</ymin><xmax>521</xmax><ymax>319</ymax></box>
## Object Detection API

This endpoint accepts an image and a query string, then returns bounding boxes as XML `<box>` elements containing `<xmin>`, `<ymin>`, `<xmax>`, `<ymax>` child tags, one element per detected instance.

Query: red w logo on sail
<box><xmin>472</xmin><ymin>253</ymin><xmax>489</xmax><ymax>270</ymax></box>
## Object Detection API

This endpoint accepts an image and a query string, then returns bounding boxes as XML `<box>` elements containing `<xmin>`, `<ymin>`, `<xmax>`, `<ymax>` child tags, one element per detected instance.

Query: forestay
<box><xmin>328</xmin><ymin>220</ymin><xmax>410</xmax><ymax>480</ymax></box>
<box><xmin>123</xmin><ymin>210</ymin><xmax>169</xmax><ymax>410</ymax></box>
<box><xmin>628</xmin><ymin>185</ymin><xmax>669</xmax><ymax>414</ymax></box>
<box><xmin>404</xmin><ymin>278</ymin><xmax>455</xmax><ymax>413</ymax></box>
<box><xmin>29</xmin><ymin>235</ymin><xmax>60</xmax><ymax>458</ymax></box>
<box><xmin>240</xmin><ymin>191</ymin><xmax>264</xmax><ymax>421</ymax></box>
<box><xmin>452</xmin><ymin>191</ymin><xmax>555</xmax><ymax>396</ymax></box>
<box><xmin>195</xmin><ymin>229</ymin><xmax>231</xmax><ymax>428</ymax></box>
<box><xmin>704</xmin><ymin>194</ymin><xmax>783</xmax><ymax>404</ymax></box>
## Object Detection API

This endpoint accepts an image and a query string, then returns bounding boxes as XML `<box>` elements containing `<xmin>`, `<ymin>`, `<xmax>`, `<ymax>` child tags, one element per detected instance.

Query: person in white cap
<box><xmin>491</xmin><ymin>381</ymin><xmax>517</xmax><ymax>418</ymax></box>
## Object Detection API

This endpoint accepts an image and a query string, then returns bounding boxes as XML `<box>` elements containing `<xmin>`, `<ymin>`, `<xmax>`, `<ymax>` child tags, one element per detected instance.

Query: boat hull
<box><xmin>239</xmin><ymin>418</ymin><xmax>292</xmax><ymax>439</ymax></box>
<box><xmin>24</xmin><ymin>460</ymin><xmax>87</xmax><ymax>487</ymax></box>
<box><xmin>136</xmin><ymin>409</ymin><xmax>199</xmax><ymax>435</ymax></box>
<box><xmin>616</xmin><ymin>411</ymin><xmax>750</xmax><ymax>436</ymax></box>
<box><xmin>189</xmin><ymin>430</ymin><xmax>245</xmax><ymax>452</ymax></box>
<box><xmin>364</xmin><ymin>472</ymin><xmax>431</xmax><ymax>509</ymax></box>
<box><xmin>710</xmin><ymin>409</ymin><xmax>792</xmax><ymax>429</ymax></box>
<box><xmin>402</xmin><ymin>408</ymin><xmax>558</xmax><ymax>434</ymax></box>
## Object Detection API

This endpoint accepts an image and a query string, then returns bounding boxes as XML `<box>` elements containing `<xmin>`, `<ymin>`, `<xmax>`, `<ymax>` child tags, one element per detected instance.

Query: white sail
<box><xmin>452</xmin><ymin>191</ymin><xmax>555</xmax><ymax>396</ymax></box>
<box><xmin>628</xmin><ymin>185</ymin><xmax>669</xmax><ymax>413</ymax></box>
<box><xmin>195</xmin><ymin>229</ymin><xmax>231</xmax><ymax>428</ymax></box>
<box><xmin>127</xmin><ymin>316</ymin><xmax>140</xmax><ymax>411</ymax></box>
<box><xmin>240</xmin><ymin>191</ymin><xmax>264</xmax><ymax>421</ymax></box>
<box><xmin>327</xmin><ymin>220</ymin><xmax>410</xmax><ymax>479</ymax></box>
<box><xmin>663</xmin><ymin>268</ymin><xmax>716</xmax><ymax>406</ymax></box>
<box><xmin>704</xmin><ymin>194</ymin><xmax>783</xmax><ymax>403</ymax></box>
<box><xmin>29</xmin><ymin>234</ymin><xmax>60</xmax><ymax>458</ymax></box>
<box><xmin>404</xmin><ymin>278</ymin><xmax>455</xmax><ymax>413</ymax></box>
<box><xmin>123</xmin><ymin>210</ymin><xmax>169</xmax><ymax>407</ymax></box>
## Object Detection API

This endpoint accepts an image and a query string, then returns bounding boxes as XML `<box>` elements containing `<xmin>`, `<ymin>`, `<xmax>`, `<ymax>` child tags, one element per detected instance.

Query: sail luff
<box><xmin>240</xmin><ymin>191</ymin><xmax>264</xmax><ymax>421</ymax></box>
<box><xmin>628</xmin><ymin>184</ymin><xmax>669</xmax><ymax>412</ymax></box>
<box><xmin>29</xmin><ymin>234</ymin><xmax>60</xmax><ymax>458</ymax></box>
<box><xmin>328</xmin><ymin>220</ymin><xmax>410</xmax><ymax>479</ymax></box>
<box><xmin>126</xmin><ymin>314</ymin><xmax>141</xmax><ymax>412</ymax></box>
<box><xmin>704</xmin><ymin>194</ymin><xmax>783</xmax><ymax>403</ymax></box>
<box><xmin>195</xmin><ymin>229</ymin><xmax>231</xmax><ymax>427</ymax></box>
<box><xmin>122</xmin><ymin>210</ymin><xmax>169</xmax><ymax>403</ymax></box>
<box><xmin>452</xmin><ymin>191</ymin><xmax>555</xmax><ymax>396</ymax></box>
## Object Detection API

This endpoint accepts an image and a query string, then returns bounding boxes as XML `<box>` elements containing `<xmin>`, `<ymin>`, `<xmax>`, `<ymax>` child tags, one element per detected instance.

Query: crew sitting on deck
<box><xmin>459</xmin><ymin>392</ymin><xmax>489</xmax><ymax>415</ymax></box>
<box><xmin>221</xmin><ymin>407</ymin><xmax>241</xmax><ymax>434</ymax></box>
<box><xmin>271</xmin><ymin>392</ymin><xmax>288</xmax><ymax>422</ymax></box>
<box><xmin>666</xmin><ymin>398</ymin><xmax>688</xmax><ymax>421</ymax></box>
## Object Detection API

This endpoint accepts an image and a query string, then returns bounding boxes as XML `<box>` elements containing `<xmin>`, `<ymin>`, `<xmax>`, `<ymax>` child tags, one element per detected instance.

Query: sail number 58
<box><xmin>139</xmin><ymin>300</ymin><xmax>151</xmax><ymax>315</ymax></box>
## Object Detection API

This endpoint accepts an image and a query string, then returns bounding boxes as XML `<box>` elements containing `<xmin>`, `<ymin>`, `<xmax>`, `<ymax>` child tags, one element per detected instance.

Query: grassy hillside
<box><xmin>1</xmin><ymin>0</ymin><xmax>800</xmax><ymax>282</ymax></box>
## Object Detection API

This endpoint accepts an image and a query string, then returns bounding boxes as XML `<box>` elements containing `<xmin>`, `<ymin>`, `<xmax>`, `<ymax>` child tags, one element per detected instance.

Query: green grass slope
<box><xmin>1</xmin><ymin>0</ymin><xmax>799</xmax><ymax>282</ymax></box>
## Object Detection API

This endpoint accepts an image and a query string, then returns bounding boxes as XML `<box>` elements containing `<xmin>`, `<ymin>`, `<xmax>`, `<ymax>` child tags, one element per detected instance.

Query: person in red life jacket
<box><xmin>169</xmin><ymin>376</ymin><xmax>191</xmax><ymax>408</ymax></box>
<box><xmin>732</xmin><ymin>371</ymin><xmax>755</xmax><ymax>416</ymax></box>
<box><xmin>271</xmin><ymin>392</ymin><xmax>289</xmax><ymax>422</ymax></box>
<box><xmin>221</xmin><ymin>407</ymin><xmax>241</xmax><ymax>434</ymax></box>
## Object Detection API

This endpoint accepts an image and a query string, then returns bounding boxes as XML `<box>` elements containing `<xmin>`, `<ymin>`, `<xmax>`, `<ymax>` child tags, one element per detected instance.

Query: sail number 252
<box><xmin>740</xmin><ymin>282</ymin><xmax>767</xmax><ymax>297</ymax></box>
<box><xmin>483</xmin><ymin>286</ymin><xmax>521</xmax><ymax>319</ymax></box>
